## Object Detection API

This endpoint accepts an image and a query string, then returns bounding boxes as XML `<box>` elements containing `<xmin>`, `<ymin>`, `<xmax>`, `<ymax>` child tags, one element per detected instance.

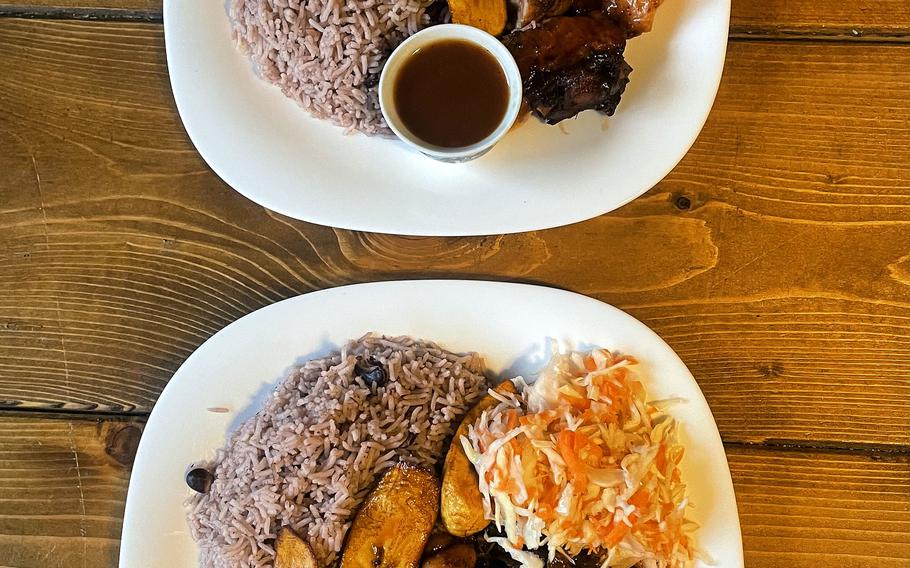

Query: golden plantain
<box><xmin>441</xmin><ymin>381</ymin><xmax>516</xmax><ymax>537</ymax></box>
<box><xmin>275</xmin><ymin>527</ymin><xmax>318</xmax><ymax>568</ymax></box>
<box><xmin>340</xmin><ymin>463</ymin><xmax>439</xmax><ymax>568</ymax></box>
<box><xmin>448</xmin><ymin>0</ymin><xmax>507</xmax><ymax>36</ymax></box>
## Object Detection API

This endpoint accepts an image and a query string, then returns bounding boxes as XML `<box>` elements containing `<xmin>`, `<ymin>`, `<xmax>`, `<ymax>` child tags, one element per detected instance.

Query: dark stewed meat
<box><xmin>502</xmin><ymin>14</ymin><xmax>632</xmax><ymax>124</ymax></box>
<box><xmin>527</xmin><ymin>52</ymin><xmax>631</xmax><ymax>124</ymax></box>
<box><xmin>514</xmin><ymin>0</ymin><xmax>575</xmax><ymax>28</ymax></box>
<box><xmin>571</xmin><ymin>0</ymin><xmax>666</xmax><ymax>36</ymax></box>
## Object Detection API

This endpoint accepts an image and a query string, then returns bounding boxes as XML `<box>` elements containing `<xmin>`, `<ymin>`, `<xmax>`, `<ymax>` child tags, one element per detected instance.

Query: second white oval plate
<box><xmin>164</xmin><ymin>0</ymin><xmax>729</xmax><ymax>235</ymax></box>
<box><xmin>120</xmin><ymin>280</ymin><xmax>742</xmax><ymax>567</ymax></box>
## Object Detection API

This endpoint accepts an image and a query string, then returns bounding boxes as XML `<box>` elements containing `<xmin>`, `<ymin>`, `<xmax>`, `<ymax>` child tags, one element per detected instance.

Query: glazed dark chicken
<box><xmin>572</xmin><ymin>0</ymin><xmax>666</xmax><ymax>36</ymax></box>
<box><xmin>513</xmin><ymin>0</ymin><xmax>665</xmax><ymax>35</ymax></box>
<box><xmin>502</xmin><ymin>14</ymin><xmax>632</xmax><ymax>124</ymax></box>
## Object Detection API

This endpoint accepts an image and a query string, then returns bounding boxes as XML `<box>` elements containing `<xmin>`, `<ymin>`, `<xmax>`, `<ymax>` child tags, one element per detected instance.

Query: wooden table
<box><xmin>1</xmin><ymin>0</ymin><xmax>909</xmax><ymax>566</ymax></box>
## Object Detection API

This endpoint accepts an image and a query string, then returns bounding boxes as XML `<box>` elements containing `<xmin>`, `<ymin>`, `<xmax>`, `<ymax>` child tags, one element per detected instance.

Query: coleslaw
<box><xmin>462</xmin><ymin>348</ymin><xmax>698</xmax><ymax>568</ymax></box>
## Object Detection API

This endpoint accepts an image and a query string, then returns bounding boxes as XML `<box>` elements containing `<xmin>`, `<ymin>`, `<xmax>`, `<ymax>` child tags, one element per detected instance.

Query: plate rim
<box><xmin>162</xmin><ymin>0</ymin><xmax>730</xmax><ymax>236</ymax></box>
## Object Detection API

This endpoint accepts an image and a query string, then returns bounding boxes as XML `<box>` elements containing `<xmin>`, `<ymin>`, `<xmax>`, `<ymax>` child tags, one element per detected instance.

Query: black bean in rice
<box><xmin>186</xmin><ymin>334</ymin><xmax>488</xmax><ymax>568</ymax></box>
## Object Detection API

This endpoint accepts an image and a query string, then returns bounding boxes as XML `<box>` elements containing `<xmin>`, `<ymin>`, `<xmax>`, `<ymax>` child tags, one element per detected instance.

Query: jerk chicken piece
<box><xmin>502</xmin><ymin>13</ymin><xmax>631</xmax><ymax>124</ymax></box>
<box><xmin>571</xmin><ymin>0</ymin><xmax>666</xmax><ymax>36</ymax></box>
<box><xmin>514</xmin><ymin>0</ymin><xmax>575</xmax><ymax>29</ymax></box>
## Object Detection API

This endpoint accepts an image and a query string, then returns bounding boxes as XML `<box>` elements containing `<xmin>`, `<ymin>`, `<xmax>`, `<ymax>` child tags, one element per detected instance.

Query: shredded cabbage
<box><xmin>463</xmin><ymin>349</ymin><xmax>698</xmax><ymax>568</ymax></box>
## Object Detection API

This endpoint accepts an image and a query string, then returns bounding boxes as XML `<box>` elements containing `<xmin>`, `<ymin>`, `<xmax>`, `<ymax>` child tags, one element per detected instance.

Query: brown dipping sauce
<box><xmin>393</xmin><ymin>40</ymin><xmax>509</xmax><ymax>148</ymax></box>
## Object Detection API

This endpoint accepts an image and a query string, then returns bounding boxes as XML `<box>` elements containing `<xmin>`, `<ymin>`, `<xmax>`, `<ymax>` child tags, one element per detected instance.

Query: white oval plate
<box><xmin>164</xmin><ymin>0</ymin><xmax>729</xmax><ymax>236</ymax></box>
<box><xmin>121</xmin><ymin>280</ymin><xmax>742</xmax><ymax>567</ymax></box>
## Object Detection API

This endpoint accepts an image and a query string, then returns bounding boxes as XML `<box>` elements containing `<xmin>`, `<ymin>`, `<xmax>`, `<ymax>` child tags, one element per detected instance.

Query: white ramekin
<box><xmin>379</xmin><ymin>24</ymin><xmax>523</xmax><ymax>163</ymax></box>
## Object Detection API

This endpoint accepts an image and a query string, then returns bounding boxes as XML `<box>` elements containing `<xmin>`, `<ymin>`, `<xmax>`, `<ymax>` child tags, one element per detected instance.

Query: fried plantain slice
<box><xmin>448</xmin><ymin>0</ymin><xmax>507</xmax><ymax>36</ymax></box>
<box><xmin>441</xmin><ymin>381</ymin><xmax>516</xmax><ymax>536</ymax></box>
<box><xmin>340</xmin><ymin>463</ymin><xmax>440</xmax><ymax>568</ymax></box>
<box><xmin>275</xmin><ymin>527</ymin><xmax>318</xmax><ymax>568</ymax></box>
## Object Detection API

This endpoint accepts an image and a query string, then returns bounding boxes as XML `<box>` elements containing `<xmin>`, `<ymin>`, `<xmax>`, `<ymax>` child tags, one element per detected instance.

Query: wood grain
<box><xmin>732</xmin><ymin>0</ymin><xmax>910</xmax><ymax>40</ymax></box>
<box><xmin>0</xmin><ymin>415</ymin><xmax>141</xmax><ymax>568</ymax></box>
<box><xmin>3</xmin><ymin>0</ymin><xmax>910</xmax><ymax>41</ymax></box>
<box><xmin>730</xmin><ymin>445</ymin><xmax>910</xmax><ymax>568</ymax></box>
<box><xmin>1</xmin><ymin>19</ymin><xmax>910</xmax><ymax>447</ymax></box>
<box><xmin>0</xmin><ymin>5</ymin><xmax>908</xmax><ymax>568</ymax></box>
<box><xmin>0</xmin><ymin>1</ymin><xmax>157</xmax><ymax>14</ymax></box>
<box><xmin>1</xmin><ymin>414</ymin><xmax>907</xmax><ymax>568</ymax></box>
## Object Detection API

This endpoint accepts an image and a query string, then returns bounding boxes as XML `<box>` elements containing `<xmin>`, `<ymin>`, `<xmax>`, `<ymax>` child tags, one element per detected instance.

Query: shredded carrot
<box><xmin>656</xmin><ymin>443</ymin><xmax>668</xmax><ymax>471</ymax></box>
<box><xmin>462</xmin><ymin>347</ymin><xmax>695</xmax><ymax>567</ymax></box>
<box><xmin>629</xmin><ymin>489</ymin><xmax>651</xmax><ymax>510</ymax></box>
<box><xmin>674</xmin><ymin>447</ymin><xmax>686</xmax><ymax>464</ymax></box>
<box><xmin>506</xmin><ymin>409</ymin><xmax>520</xmax><ymax>431</ymax></box>
<box><xmin>604</xmin><ymin>521</ymin><xmax>629</xmax><ymax>547</ymax></box>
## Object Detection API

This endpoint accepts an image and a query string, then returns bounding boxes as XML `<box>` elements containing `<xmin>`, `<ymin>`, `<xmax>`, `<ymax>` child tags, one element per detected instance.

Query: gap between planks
<box><xmin>2</xmin><ymin>4</ymin><xmax>910</xmax><ymax>43</ymax></box>
<box><xmin>2</xmin><ymin>407</ymin><xmax>909</xmax><ymax>458</ymax></box>
<box><xmin>0</xmin><ymin>5</ymin><xmax>160</xmax><ymax>21</ymax></box>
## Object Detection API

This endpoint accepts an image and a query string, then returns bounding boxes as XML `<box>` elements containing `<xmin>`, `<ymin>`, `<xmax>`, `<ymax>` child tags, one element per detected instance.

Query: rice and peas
<box><xmin>229</xmin><ymin>0</ymin><xmax>440</xmax><ymax>134</ymax></box>
<box><xmin>187</xmin><ymin>335</ymin><xmax>488</xmax><ymax>567</ymax></box>
<box><xmin>187</xmin><ymin>335</ymin><xmax>698</xmax><ymax>567</ymax></box>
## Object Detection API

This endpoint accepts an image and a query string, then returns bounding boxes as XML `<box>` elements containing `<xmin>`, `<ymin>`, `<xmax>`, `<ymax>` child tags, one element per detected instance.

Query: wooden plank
<box><xmin>732</xmin><ymin>0</ymin><xmax>910</xmax><ymax>40</ymax></box>
<box><xmin>0</xmin><ymin>414</ymin><xmax>906</xmax><ymax>567</ymax></box>
<box><xmin>0</xmin><ymin>1</ymin><xmax>157</xmax><ymax>13</ymax></box>
<box><xmin>1</xmin><ymin>19</ymin><xmax>910</xmax><ymax>446</ymax></box>
<box><xmin>0</xmin><ymin>415</ymin><xmax>141</xmax><ymax>568</ymax></box>
<box><xmin>2</xmin><ymin>0</ymin><xmax>910</xmax><ymax>40</ymax></box>
<box><xmin>730</xmin><ymin>445</ymin><xmax>910</xmax><ymax>568</ymax></box>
